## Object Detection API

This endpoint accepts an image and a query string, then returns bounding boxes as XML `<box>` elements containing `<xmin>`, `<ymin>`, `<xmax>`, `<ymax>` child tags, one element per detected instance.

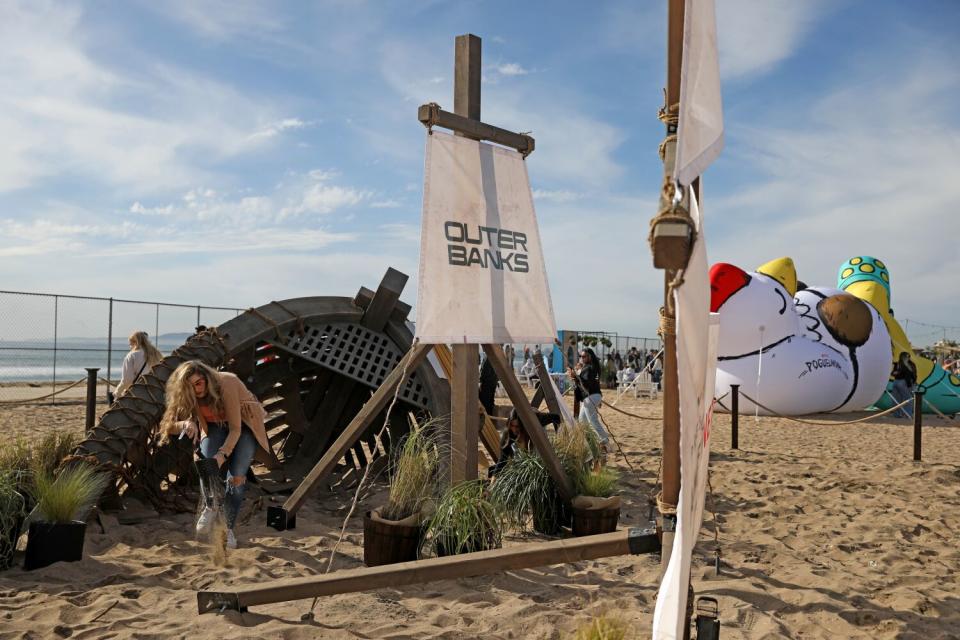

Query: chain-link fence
<box><xmin>0</xmin><ymin>290</ymin><xmax>243</xmax><ymax>405</ymax></box>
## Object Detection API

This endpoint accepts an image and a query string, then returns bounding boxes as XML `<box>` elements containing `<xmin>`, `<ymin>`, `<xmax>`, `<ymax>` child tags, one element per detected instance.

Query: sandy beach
<box><xmin>1</xmin><ymin>393</ymin><xmax>959</xmax><ymax>639</ymax></box>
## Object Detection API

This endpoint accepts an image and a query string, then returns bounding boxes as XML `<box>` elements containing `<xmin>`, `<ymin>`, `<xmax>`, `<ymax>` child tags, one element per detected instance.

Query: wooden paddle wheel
<box><xmin>75</xmin><ymin>268</ymin><xmax>450</xmax><ymax>511</ymax></box>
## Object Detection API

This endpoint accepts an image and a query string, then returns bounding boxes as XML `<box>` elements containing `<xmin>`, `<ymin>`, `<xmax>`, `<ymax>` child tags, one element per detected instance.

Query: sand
<box><xmin>1</xmin><ymin>394</ymin><xmax>959</xmax><ymax>639</ymax></box>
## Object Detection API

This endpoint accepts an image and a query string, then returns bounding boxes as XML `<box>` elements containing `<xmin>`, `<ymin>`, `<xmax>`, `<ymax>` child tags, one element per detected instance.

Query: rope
<box><xmin>601</xmin><ymin>400</ymin><xmax>661</xmax><ymax>422</ymax></box>
<box><xmin>99</xmin><ymin>377</ymin><xmax>118</xmax><ymax>388</ymax></box>
<box><xmin>270</xmin><ymin>300</ymin><xmax>306</xmax><ymax>336</ymax></box>
<box><xmin>0</xmin><ymin>376</ymin><xmax>87</xmax><ymax>404</ymax></box>
<box><xmin>737</xmin><ymin>390</ymin><xmax>914</xmax><ymax>426</ymax></box>
<box><xmin>244</xmin><ymin>307</ymin><xmax>284</xmax><ymax>341</ymax></box>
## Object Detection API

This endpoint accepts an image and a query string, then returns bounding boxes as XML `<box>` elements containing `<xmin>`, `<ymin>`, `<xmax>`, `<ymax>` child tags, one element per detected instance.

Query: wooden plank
<box><xmin>533</xmin><ymin>354</ymin><xmax>564</xmax><ymax>419</ymax></box>
<box><xmin>434</xmin><ymin>344</ymin><xmax>500</xmax><ymax>462</ymax></box>
<box><xmin>278</xmin><ymin>343</ymin><xmax>432</xmax><ymax>517</ymax></box>
<box><xmin>418</xmin><ymin>105</ymin><xmax>535</xmax><ymax>156</ymax></box>
<box><xmin>450</xmin><ymin>345</ymin><xmax>479</xmax><ymax>482</ymax></box>
<box><xmin>198</xmin><ymin>527</ymin><xmax>657</xmax><ymax>613</ymax></box>
<box><xmin>482</xmin><ymin>345</ymin><xmax>574</xmax><ymax>500</ymax></box>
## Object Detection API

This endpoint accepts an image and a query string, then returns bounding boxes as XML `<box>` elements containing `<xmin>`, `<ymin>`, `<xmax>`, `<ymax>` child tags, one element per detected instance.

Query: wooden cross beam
<box><xmin>198</xmin><ymin>527</ymin><xmax>657</xmax><ymax>613</ymax></box>
<box><xmin>533</xmin><ymin>353</ymin><xmax>566</xmax><ymax>419</ymax></box>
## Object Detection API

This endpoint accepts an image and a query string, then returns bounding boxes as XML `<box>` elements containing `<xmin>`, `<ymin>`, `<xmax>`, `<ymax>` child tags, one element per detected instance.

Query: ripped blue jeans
<box><xmin>199</xmin><ymin>422</ymin><xmax>257</xmax><ymax>529</ymax></box>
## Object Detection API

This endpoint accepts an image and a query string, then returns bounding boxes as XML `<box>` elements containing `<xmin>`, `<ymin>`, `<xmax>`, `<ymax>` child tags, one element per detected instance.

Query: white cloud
<box><xmin>716</xmin><ymin>0</ymin><xmax>833</xmax><ymax>80</ymax></box>
<box><xmin>495</xmin><ymin>63</ymin><xmax>529</xmax><ymax>77</ymax></box>
<box><xmin>532</xmin><ymin>189</ymin><xmax>582</xmax><ymax>203</ymax></box>
<box><xmin>0</xmin><ymin>4</ymin><xmax>309</xmax><ymax>195</ymax></box>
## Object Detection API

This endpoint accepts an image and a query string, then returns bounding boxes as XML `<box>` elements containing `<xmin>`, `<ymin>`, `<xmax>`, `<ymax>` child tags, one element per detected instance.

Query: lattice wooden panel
<box><xmin>271</xmin><ymin>323</ymin><xmax>429</xmax><ymax>409</ymax></box>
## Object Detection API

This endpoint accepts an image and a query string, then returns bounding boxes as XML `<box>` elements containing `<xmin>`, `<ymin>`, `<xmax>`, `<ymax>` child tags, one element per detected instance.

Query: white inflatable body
<box><xmin>711</xmin><ymin>261</ymin><xmax>892</xmax><ymax>415</ymax></box>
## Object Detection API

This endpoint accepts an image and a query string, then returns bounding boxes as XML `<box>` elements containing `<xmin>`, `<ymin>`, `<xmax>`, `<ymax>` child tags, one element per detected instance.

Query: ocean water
<box><xmin>0</xmin><ymin>336</ymin><xmax>190</xmax><ymax>382</ymax></box>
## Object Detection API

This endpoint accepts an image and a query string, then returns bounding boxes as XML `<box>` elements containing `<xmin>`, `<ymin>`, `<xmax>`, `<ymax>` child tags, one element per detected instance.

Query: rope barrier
<box><xmin>736</xmin><ymin>390</ymin><xmax>913</xmax><ymax>426</ymax></box>
<box><xmin>271</xmin><ymin>300</ymin><xmax>306</xmax><ymax>336</ymax></box>
<box><xmin>0</xmin><ymin>376</ymin><xmax>87</xmax><ymax>404</ymax></box>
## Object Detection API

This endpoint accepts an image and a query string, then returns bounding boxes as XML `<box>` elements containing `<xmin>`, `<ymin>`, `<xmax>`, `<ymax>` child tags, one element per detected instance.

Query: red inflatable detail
<box><xmin>709</xmin><ymin>263</ymin><xmax>751</xmax><ymax>312</ymax></box>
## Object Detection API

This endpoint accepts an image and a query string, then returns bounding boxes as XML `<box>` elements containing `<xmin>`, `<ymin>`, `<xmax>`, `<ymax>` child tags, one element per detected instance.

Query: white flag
<box><xmin>652</xmin><ymin>189</ymin><xmax>720</xmax><ymax>639</ymax></box>
<box><xmin>415</xmin><ymin>131</ymin><xmax>557</xmax><ymax>344</ymax></box>
<box><xmin>674</xmin><ymin>0</ymin><xmax>724</xmax><ymax>186</ymax></box>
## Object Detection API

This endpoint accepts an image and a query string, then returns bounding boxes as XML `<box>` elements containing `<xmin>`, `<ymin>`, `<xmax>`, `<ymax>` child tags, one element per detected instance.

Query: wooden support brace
<box><xmin>198</xmin><ymin>527</ymin><xmax>657</xmax><ymax>613</ymax></box>
<box><xmin>267</xmin><ymin>343</ymin><xmax>432</xmax><ymax>530</ymax></box>
<box><xmin>481</xmin><ymin>344</ymin><xmax>575</xmax><ymax>500</ymax></box>
<box><xmin>533</xmin><ymin>353</ymin><xmax>565</xmax><ymax>419</ymax></box>
<box><xmin>433</xmin><ymin>344</ymin><xmax>500</xmax><ymax>463</ymax></box>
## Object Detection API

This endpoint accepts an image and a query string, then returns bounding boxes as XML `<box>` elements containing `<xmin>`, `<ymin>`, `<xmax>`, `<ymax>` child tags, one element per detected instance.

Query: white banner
<box><xmin>652</xmin><ymin>189</ymin><xmax>720</xmax><ymax>639</ymax></box>
<box><xmin>674</xmin><ymin>0</ymin><xmax>724</xmax><ymax>186</ymax></box>
<box><xmin>415</xmin><ymin>131</ymin><xmax>557</xmax><ymax>344</ymax></box>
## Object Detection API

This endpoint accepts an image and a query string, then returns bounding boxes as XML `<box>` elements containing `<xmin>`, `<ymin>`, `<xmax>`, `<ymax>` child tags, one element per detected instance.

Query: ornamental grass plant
<box><xmin>31</xmin><ymin>431</ymin><xmax>81</xmax><ymax>480</ymax></box>
<box><xmin>0</xmin><ymin>438</ymin><xmax>34</xmax><ymax>509</ymax></box>
<box><xmin>427</xmin><ymin>480</ymin><xmax>503</xmax><ymax>555</ymax></box>
<box><xmin>0</xmin><ymin>472</ymin><xmax>26</xmax><ymax>569</ymax></box>
<box><xmin>573</xmin><ymin>613</ymin><xmax>632</xmax><ymax>640</ymax></box>
<box><xmin>381</xmin><ymin>420</ymin><xmax>444</xmax><ymax>521</ymax></box>
<box><xmin>33</xmin><ymin>463</ymin><xmax>109</xmax><ymax>524</ymax></box>
<box><xmin>489</xmin><ymin>449</ymin><xmax>562</xmax><ymax>533</ymax></box>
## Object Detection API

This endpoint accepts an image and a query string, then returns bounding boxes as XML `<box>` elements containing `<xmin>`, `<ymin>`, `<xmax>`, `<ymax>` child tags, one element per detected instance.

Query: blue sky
<box><xmin>2</xmin><ymin>0</ymin><xmax>959</xmax><ymax>343</ymax></box>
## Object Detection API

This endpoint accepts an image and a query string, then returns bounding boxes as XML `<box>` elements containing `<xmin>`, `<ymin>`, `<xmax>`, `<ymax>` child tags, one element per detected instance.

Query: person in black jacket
<box><xmin>890</xmin><ymin>351</ymin><xmax>917</xmax><ymax>419</ymax></box>
<box><xmin>568</xmin><ymin>347</ymin><xmax>609</xmax><ymax>446</ymax></box>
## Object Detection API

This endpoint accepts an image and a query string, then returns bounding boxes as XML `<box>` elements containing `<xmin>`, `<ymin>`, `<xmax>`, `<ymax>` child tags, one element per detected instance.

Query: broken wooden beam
<box><xmin>198</xmin><ymin>527</ymin><xmax>657</xmax><ymax>613</ymax></box>
<box><xmin>267</xmin><ymin>342</ymin><xmax>433</xmax><ymax>530</ymax></box>
<box><xmin>482</xmin><ymin>344</ymin><xmax>575</xmax><ymax>500</ymax></box>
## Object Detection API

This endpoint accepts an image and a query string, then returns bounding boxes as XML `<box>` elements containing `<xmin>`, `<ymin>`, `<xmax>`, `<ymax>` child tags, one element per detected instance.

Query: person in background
<box><xmin>651</xmin><ymin>352</ymin><xmax>664</xmax><ymax>390</ymax></box>
<box><xmin>613</xmin><ymin>350</ymin><xmax>623</xmax><ymax>372</ymax></box>
<box><xmin>115</xmin><ymin>331</ymin><xmax>163</xmax><ymax>397</ymax></box>
<box><xmin>160</xmin><ymin>360</ymin><xmax>271</xmax><ymax>549</ymax></box>
<box><xmin>568</xmin><ymin>347</ymin><xmax>609</xmax><ymax>448</ymax></box>
<box><xmin>890</xmin><ymin>351</ymin><xmax>918</xmax><ymax>419</ymax></box>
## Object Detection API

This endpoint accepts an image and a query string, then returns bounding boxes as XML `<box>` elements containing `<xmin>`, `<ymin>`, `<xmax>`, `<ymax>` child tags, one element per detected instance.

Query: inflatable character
<box><xmin>711</xmin><ymin>257</ymin><xmax>891</xmax><ymax>415</ymax></box>
<box><xmin>838</xmin><ymin>256</ymin><xmax>960</xmax><ymax>414</ymax></box>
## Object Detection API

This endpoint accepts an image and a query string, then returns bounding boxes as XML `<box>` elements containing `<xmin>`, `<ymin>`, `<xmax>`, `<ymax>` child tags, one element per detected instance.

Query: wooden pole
<box><xmin>451</xmin><ymin>345</ymin><xmax>479</xmax><ymax>482</ymax></box>
<box><xmin>533</xmin><ymin>353</ymin><xmax>565</xmax><ymax>419</ymax></box>
<box><xmin>913</xmin><ymin>390</ymin><xmax>923</xmax><ymax>461</ymax></box>
<box><xmin>658</xmin><ymin>0</ymin><xmax>686</xmax><ymax>576</ymax></box>
<box><xmin>198</xmin><ymin>527</ymin><xmax>658</xmax><ymax>613</ymax></box>
<box><xmin>482</xmin><ymin>345</ymin><xmax>575</xmax><ymax>500</ymax></box>
<box><xmin>84</xmin><ymin>367</ymin><xmax>99</xmax><ymax>433</ymax></box>
<box><xmin>447</xmin><ymin>33</ymin><xmax>483</xmax><ymax>484</ymax></box>
<box><xmin>267</xmin><ymin>343</ymin><xmax>433</xmax><ymax>530</ymax></box>
<box><xmin>730</xmin><ymin>384</ymin><xmax>739</xmax><ymax>450</ymax></box>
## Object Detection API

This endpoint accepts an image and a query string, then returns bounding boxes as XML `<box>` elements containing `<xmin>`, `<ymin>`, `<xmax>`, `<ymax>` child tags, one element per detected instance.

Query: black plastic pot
<box><xmin>363</xmin><ymin>511</ymin><xmax>425</xmax><ymax>567</ymax></box>
<box><xmin>0</xmin><ymin>515</ymin><xmax>24</xmax><ymax>571</ymax></box>
<box><xmin>24</xmin><ymin>521</ymin><xmax>87</xmax><ymax>570</ymax></box>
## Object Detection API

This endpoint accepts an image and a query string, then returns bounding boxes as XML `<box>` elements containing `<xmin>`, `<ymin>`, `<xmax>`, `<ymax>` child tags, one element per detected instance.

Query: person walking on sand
<box><xmin>568</xmin><ymin>347</ymin><xmax>610</xmax><ymax>449</ymax></box>
<box><xmin>160</xmin><ymin>361</ymin><xmax>271</xmax><ymax>549</ymax></box>
<box><xmin>114</xmin><ymin>331</ymin><xmax>163</xmax><ymax>398</ymax></box>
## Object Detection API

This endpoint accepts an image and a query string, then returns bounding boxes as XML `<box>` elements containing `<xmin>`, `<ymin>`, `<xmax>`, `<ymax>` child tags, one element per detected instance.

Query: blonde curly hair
<box><xmin>160</xmin><ymin>360</ymin><xmax>224</xmax><ymax>436</ymax></box>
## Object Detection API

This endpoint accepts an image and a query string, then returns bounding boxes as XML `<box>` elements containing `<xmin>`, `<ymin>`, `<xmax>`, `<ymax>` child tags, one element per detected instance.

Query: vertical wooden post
<box><xmin>658</xmin><ymin>0</ymin><xmax>686</xmax><ymax>578</ymax></box>
<box><xmin>85</xmin><ymin>367</ymin><xmax>99</xmax><ymax>433</ymax></box>
<box><xmin>913</xmin><ymin>390</ymin><xmax>923</xmax><ymax>461</ymax></box>
<box><xmin>451</xmin><ymin>345</ymin><xmax>479</xmax><ymax>482</ymax></box>
<box><xmin>448</xmin><ymin>33</ymin><xmax>483</xmax><ymax>484</ymax></box>
<box><xmin>730</xmin><ymin>384</ymin><xmax>739</xmax><ymax>450</ymax></box>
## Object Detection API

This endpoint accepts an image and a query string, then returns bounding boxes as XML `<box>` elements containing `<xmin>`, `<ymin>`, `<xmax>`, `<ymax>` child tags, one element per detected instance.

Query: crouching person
<box><xmin>160</xmin><ymin>360</ymin><xmax>269</xmax><ymax>549</ymax></box>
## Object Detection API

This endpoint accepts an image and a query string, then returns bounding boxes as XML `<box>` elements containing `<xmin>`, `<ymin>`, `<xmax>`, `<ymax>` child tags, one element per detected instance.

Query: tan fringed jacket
<box><xmin>176</xmin><ymin>372</ymin><xmax>272</xmax><ymax>461</ymax></box>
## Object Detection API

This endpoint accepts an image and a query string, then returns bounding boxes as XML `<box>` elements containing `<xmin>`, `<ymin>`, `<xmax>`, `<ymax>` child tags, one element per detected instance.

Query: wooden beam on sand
<box><xmin>482</xmin><ymin>345</ymin><xmax>575</xmax><ymax>500</ymax></box>
<box><xmin>197</xmin><ymin>527</ymin><xmax>658</xmax><ymax>613</ymax></box>
<box><xmin>267</xmin><ymin>343</ymin><xmax>433</xmax><ymax>530</ymax></box>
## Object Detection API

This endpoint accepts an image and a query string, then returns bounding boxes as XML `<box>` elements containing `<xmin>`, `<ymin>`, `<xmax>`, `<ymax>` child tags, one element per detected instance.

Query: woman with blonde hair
<box><xmin>160</xmin><ymin>360</ymin><xmax>270</xmax><ymax>549</ymax></box>
<box><xmin>115</xmin><ymin>331</ymin><xmax>163</xmax><ymax>397</ymax></box>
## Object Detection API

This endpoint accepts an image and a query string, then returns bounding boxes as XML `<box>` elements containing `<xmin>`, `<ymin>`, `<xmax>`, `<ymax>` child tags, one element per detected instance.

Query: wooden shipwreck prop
<box><xmin>75</xmin><ymin>268</ymin><xmax>451</xmax><ymax>512</ymax></box>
